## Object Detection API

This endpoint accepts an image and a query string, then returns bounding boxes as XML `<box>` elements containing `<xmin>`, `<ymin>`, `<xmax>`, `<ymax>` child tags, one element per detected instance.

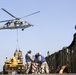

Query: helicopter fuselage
<box><xmin>0</xmin><ymin>8</ymin><xmax>39</xmax><ymax>31</ymax></box>
<box><xmin>0</xmin><ymin>20</ymin><xmax>33</xmax><ymax>31</ymax></box>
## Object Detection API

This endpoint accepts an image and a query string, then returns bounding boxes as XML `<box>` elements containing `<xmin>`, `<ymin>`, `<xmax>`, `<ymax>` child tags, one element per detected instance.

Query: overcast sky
<box><xmin>0</xmin><ymin>0</ymin><xmax>76</xmax><ymax>71</ymax></box>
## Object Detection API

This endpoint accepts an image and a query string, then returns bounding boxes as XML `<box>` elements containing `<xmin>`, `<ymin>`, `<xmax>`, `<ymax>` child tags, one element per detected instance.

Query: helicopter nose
<box><xmin>31</xmin><ymin>25</ymin><xmax>34</xmax><ymax>27</ymax></box>
<box><xmin>29</xmin><ymin>24</ymin><xmax>34</xmax><ymax>27</ymax></box>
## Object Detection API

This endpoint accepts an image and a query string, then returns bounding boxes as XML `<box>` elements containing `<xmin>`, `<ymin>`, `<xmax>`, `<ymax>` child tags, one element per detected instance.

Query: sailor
<box><xmin>14</xmin><ymin>50</ymin><xmax>18</xmax><ymax>58</ymax></box>
<box><xmin>18</xmin><ymin>50</ymin><xmax>23</xmax><ymax>63</ymax></box>
<box><xmin>32</xmin><ymin>53</ymin><xmax>39</xmax><ymax>74</ymax></box>
<box><xmin>38</xmin><ymin>52</ymin><xmax>49</xmax><ymax>74</ymax></box>
<box><xmin>25</xmin><ymin>50</ymin><xmax>34</xmax><ymax>74</ymax></box>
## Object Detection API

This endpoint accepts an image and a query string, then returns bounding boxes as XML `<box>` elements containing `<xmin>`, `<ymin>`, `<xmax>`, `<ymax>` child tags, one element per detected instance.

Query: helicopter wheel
<box><xmin>22</xmin><ymin>29</ymin><xmax>24</xmax><ymax>31</ymax></box>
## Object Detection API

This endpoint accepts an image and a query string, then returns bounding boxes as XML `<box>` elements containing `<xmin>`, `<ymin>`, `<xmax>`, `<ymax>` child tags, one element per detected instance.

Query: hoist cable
<box><xmin>16</xmin><ymin>29</ymin><xmax>20</xmax><ymax>50</ymax></box>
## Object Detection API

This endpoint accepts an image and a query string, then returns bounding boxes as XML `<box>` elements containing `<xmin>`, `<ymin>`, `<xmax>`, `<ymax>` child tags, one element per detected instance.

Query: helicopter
<box><xmin>0</xmin><ymin>8</ymin><xmax>40</xmax><ymax>31</ymax></box>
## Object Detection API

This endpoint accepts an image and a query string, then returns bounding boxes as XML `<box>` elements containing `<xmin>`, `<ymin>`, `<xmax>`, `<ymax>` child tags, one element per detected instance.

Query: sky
<box><xmin>0</xmin><ymin>0</ymin><xmax>76</xmax><ymax>71</ymax></box>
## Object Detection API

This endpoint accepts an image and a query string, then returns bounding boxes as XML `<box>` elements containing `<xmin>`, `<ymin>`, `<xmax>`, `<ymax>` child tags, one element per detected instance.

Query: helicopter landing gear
<box><xmin>22</xmin><ymin>29</ymin><xmax>24</xmax><ymax>31</ymax></box>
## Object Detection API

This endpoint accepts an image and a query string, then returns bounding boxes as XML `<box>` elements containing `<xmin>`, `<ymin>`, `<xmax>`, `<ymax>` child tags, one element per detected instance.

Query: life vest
<box><xmin>34</xmin><ymin>57</ymin><xmax>39</xmax><ymax>63</ymax></box>
<box><xmin>25</xmin><ymin>54</ymin><xmax>32</xmax><ymax>62</ymax></box>
<box><xmin>40</xmin><ymin>55</ymin><xmax>46</xmax><ymax>63</ymax></box>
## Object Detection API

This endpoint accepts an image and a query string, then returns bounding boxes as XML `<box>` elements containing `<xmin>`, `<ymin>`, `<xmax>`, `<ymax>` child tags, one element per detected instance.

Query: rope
<box><xmin>16</xmin><ymin>29</ymin><xmax>20</xmax><ymax>50</ymax></box>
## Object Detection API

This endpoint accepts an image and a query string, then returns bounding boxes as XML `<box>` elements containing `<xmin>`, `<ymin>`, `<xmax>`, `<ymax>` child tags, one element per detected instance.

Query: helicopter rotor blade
<box><xmin>0</xmin><ymin>9</ymin><xmax>40</xmax><ymax>23</ymax></box>
<box><xmin>1</xmin><ymin>8</ymin><xmax>17</xmax><ymax>19</ymax></box>
<box><xmin>0</xmin><ymin>19</ymin><xmax>15</xmax><ymax>23</ymax></box>
<box><xmin>20</xmin><ymin>11</ymin><xmax>40</xmax><ymax>19</ymax></box>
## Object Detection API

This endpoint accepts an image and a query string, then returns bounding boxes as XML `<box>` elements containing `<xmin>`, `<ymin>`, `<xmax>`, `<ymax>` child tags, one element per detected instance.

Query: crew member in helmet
<box><xmin>38</xmin><ymin>52</ymin><xmax>49</xmax><ymax>74</ymax></box>
<box><xmin>31</xmin><ymin>53</ymin><xmax>39</xmax><ymax>73</ymax></box>
<box><xmin>18</xmin><ymin>50</ymin><xmax>23</xmax><ymax>63</ymax></box>
<box><xmin>25</xmin><ymin>50</ymin><xmax>34</xmax><ymax>74</ymax></box>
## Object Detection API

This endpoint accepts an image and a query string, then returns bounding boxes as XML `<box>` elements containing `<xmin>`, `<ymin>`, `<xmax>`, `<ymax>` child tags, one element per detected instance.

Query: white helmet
<box><xmin>38</xmin><ymin>52</ymin><xmax>41</xmax><ymax>55</ymax></box>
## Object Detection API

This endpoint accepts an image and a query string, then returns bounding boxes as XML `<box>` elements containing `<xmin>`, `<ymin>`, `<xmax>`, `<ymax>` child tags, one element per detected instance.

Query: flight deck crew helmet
<box><xmin>28</xmin><ymin>50</ymin><xmax>31</xmax><ymax>53</ymax></box>
<box><xmin>37</xmin><ymin>52</ymin><xmax>41</xmax><ymax>56</ymax></box>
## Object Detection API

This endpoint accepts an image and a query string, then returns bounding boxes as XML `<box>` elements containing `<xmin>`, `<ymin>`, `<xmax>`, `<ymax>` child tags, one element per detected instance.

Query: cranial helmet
<box><xmin>37</xmin><ymin>52</ymin><xmax>41</xmax><ymax>56</ymax></box>
<box><xmin>28</xmin><ymin>50</ymin><xmax>31</xmax><ymax>53</ymax></box>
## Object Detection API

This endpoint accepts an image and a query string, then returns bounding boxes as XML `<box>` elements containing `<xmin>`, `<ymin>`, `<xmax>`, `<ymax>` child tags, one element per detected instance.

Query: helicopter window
<box><xmin>20</xmin><ymin>22</ymin><xmax>23</xmax><ymax>24</ymax></box>
<box><xmin>14</xmin><ymin>22</ymin><xmax>16</xmax><ymax>25</ymax></box>
<box><xmin>5</xmin><ymin>22</ymin><xmax>11</xmax><ymax>25</ymax></box>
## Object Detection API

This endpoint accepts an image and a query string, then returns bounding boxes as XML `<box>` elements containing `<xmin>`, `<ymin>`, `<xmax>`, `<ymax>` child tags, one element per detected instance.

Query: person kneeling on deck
<box><xmin>37</xmin><ymin>52</ymin><xmax>49</xmax><ymax>74</ymax></box>
<box><xmin>25</xmin><ymin>50</ymin><xmax>34</xmax><ymax>74</ymax></box>
<box><xmin>32</xmin><ymin>53</ymin><xmax>40</xmax><ymax>74</ymax></box>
